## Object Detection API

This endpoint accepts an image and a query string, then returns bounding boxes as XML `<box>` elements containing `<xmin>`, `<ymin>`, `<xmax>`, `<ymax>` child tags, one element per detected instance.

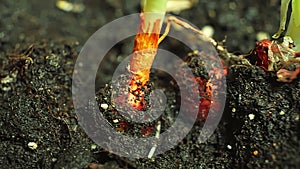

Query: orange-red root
<box><xmin>128</xmin><ymin>12</ymin><xmax>162</xmax><ymax>110</ymax></box>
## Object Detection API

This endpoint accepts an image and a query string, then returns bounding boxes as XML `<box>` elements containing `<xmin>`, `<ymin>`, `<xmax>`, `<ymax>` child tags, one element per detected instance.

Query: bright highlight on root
<box><xmin>128</xmin><ymin>12</ymin><xmax>162</xmax><ymax>110</ymax></box>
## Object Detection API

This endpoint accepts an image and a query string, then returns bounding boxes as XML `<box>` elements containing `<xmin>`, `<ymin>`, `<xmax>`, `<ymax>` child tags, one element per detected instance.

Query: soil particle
<box><xmin>0</xmin><ymin>42</ymin><xmax>94</xmax><ymax>169</ymax></box>
<box><xmin>94</xmin><ymin>53</ymin><xmax>299</xmax><ymax>168</ymax></box>
<box><xmin>226</xmin><ymin>65</ymin><xmax>300</xmax><ymax>168</ymax></box>
<box><xmin>0</xmin><ymin>41</ymin><xmax>298</xmax><ymax>168</ymax></box>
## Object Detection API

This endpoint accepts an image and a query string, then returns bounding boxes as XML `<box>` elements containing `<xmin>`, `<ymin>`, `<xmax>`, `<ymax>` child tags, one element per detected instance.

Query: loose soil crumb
<box><xmin>0</xmin><ymin>0</ymin><xmax>299</xmax><ymax>168</ymax></box>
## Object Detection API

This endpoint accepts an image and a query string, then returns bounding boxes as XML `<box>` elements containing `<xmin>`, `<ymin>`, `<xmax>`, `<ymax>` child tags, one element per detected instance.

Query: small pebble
<box><xmin>253</xmin><ymin>150</ymin><xmax>259</xmax><ymax>156</ymax></box>
<box><xmin>100</xmin><ymin>103</ymin><xmax>108</xmax><ymax>110</ymax></box>
<box><xmin>248</xmin><ymin>113</ymin><xmax>255</xmax><ymax>120</ymax></box>
<box><xmin>1</xmin><ymin>72</ymin><xmax>17</xmax><ymax>84</ymax></box>
<box><xmin>91</xmin><ymin>144</ymin><xmax>97</xmax><ymax>150</ymax></box>
<box><xmin>1</xmin><ymin>75</ymin><xmax>14</xmax><ymax>84</ymax></box>
<box><xmin>231</xmin><ymin>108</ymin><xmax>236</xmax><ymax>112</ymax></box>
<box><xmin>279</xmin><ymin>110</ymin><xmax>285</xmax><ymax>115</ymax></box>
<box><xmin>28</xmin><ymin>142</ymin><xmax>38</xmax><ymax>150</ymax></box>
<box><xmin>56</xmin><ymin>0</ymin><xmax>85</xmax><ymax>13</ymax></box>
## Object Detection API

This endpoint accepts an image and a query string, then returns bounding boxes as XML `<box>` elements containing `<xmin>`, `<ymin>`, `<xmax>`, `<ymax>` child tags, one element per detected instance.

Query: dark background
<box><xmin>0</xmin><ymin>0</ymin><xmax>280</xmax><ymax>53</ymax></box>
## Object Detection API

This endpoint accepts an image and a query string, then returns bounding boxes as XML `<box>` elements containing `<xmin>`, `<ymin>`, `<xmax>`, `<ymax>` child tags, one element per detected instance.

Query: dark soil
<box><xmin>0</xmin><ymin>0</ymin><xmax>299</xmax><ymax>169</ymax></box>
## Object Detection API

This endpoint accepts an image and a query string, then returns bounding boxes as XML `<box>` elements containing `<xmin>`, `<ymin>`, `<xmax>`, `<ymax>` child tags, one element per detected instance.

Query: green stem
<box><xmin>143</xmin><ymin>0</ymin><xmax>168</xmax><ymax>12</ymax></box>
<box><xmin>287</xmin><ymin>0</ymin><xmax>300</xmax><ymax>51</ymax></box>
<box><xmin>140</xmin><ymin>0</ymin><xmax>168</xmax><ymax>35</ymax></box>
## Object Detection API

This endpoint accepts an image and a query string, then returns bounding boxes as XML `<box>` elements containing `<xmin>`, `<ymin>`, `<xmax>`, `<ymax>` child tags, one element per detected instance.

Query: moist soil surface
<box><xmin>0</xmin><ymin>0</ymin><xmax>299</xmax><ymax>169</ymax></box>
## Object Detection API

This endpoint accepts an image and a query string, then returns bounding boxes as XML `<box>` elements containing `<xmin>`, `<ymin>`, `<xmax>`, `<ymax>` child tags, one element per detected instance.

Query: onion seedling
<box><xmin>127</xmin><ymin>0</ymin><xmax>168</xmax><ymax>110</ymax></box>
<box><xmin>273</xmin><ymin>0</ymin><xmax>300</xmax><ymax>51</ymax></box>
